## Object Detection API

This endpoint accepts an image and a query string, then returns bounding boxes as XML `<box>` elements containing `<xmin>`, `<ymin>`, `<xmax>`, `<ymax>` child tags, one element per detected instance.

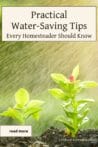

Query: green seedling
<box><xmin>49</xmin><ymin>65</ymin><xmax>97</xmax><ymax>137</ymax></box>
<box><xmin>0</xmin><ymin>88</ymin><xmax>44</xmax><ymax>124</ymax></box>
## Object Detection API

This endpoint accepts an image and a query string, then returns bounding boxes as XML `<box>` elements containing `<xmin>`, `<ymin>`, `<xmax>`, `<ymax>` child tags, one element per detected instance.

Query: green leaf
<box><xmin>82</xmin><ymin>108</ymin><xmax>89</xmax><ymax>117</ymax></box>
<box><xmin>26</xmin><ymin>100</ymin><xmax>44</xmax><ymax>108</ymax></box>
<box><xmin>77</xmin><ymin>103</ymin><xmax>87</xmax><ymax>112</ymax></box>
<box><xmin>49</xmin><ymin>88</ymin><xmax>67</xmax><ymax>100</ymax></box>
<box><xmin>62</xmin><ymin>101</ymin><xmax>71</xmax><ymax>108</ymax></box>
<box><xmin>63</xmin><ymin>108</ymin><xmax>77</xmax><ymax>118</ymax></box>
<box><xmin>24</xmin><ymin>100</ymin><xmax>44</xmax><ymax>119</ymax></box>
<box><xmin>78</xmin><ymin>108</ymin><xmax>89</xmax><ymax>121</ymax></box>
<box><xmin>81</xmin><ymin>117</ymin><xmax>89</xmax><ymax>126</ymax></box>
<box><xmin>51</xmin><ymin>73</ymin><xmax>69</xmax><ymax>84</ymax></box>
<box><xmin>24</xmin><ymin>108</ymin><xmax>41</xmax><ymax>119</ymax></box>
<box><xmin>56</xmin><ymin>115</ymin><xmax>75</xmax><ymax>131</ymax></box>
<box><xmin>77</xmin><ymin>98</ymin><xmax>95</xmax><ymax>104</ymax></box>
<box><xmin>72</xmin><ymin>65</ymin><xmax>79</xmax><ymax>80</ymax></box>
<box><xmin>32</xmin><ymin>112</ymin><xmax>40</xmax><ymax>120</ymax></box>
<box><xmin>15</xmin><ymin>88</ymin><xmax>29</xmax><ymax>108</ymax></box>
<box><xmin>0</xmin><ymin>108</ymin><xmax>24</xmax><ymax>124</ymax></box>
<box><xmin>80</xmin><ymin>81</ymin><xmax>98</xmax><ymax>89</ymax></box>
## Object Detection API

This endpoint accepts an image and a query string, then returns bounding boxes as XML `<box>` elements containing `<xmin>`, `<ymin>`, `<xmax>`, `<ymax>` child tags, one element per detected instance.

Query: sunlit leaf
<box><xmin>32</xmin><ymin>112</ymin><xmax>40</xmax><ymax>120</ymax></box>
<box><xmin>78</xmin><ymin>108</ymin><xmax>89</xmax><ymax>121</ymax></box>
<box><xmin>62</xmin><ymin>101</ymin><xmax>71</xmax><ymax>108</ymax></box>
<box><xmin>15</xmin><ymin>88</ymin><xmax>29</xmax><ymax>107</ymax></box>
<box><xmin>72</xmin><ymin>65</ymin><xmax>79</xmax><ymax>80</ymax></box>
<box><xmin>51</xmin><ymin>73</ymin><xmax>69</xmax><ymax>84</ymax></box>
<box><xmin>63</xmin><ymin>108</ymin><xmax>77</xmax><ymax>118</ymax></box>
<box><xmin>0</xmin><ymin>107</ymin><xmax>24</xmax><ymax>124</ymax></box>
<box><xmin>24</xmin><ymin>100</ymin><xmax>44</xmax><ymax>119</ymax></box>
<box><xmin>80</xmin><ymin>81</ymin><xmax>98</xmax><ymax>89</ymax></box>
<box><xmin>77</xmin><ymin>103</ymin><xmax>87</xmax><ymax>112</ymax></box>
<box><xmin>82</xmin><ymin>108</ymin><xmax>89</xmax><ymax>117</ymax></box>
<box><xmin>79</xmin><ymin>116</ymin><xmax>89</xmax><ymax>128</ymax></box>
<box><xmin>26</xmin><ymin>100</ymin><xmax>44</xmax><ymax>108</ymax></box>
<box><xmin>49</xmin><ymin>88</ymin><xmax>67</xmax><ymax>100</ymax></box>
<box><xmin>77</xmin><ymin>98</ymin><xmax>95</xmax><ymax>104</ymax></box>
<box><xmin>81</xmin><ymin>117</ymin><xmax>89</xmax><ymax>126</ymax></box>
<box><xmin>56</xmin><ymin>115</ymin><xmax>75</xmax><ymax>131</ymax></box>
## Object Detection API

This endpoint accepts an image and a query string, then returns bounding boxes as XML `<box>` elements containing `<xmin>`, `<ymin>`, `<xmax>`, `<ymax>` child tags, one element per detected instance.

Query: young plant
<box><xmin>49</xmin><ymin>65</ymin><xmax>97</xmax><ymax>137</ymax></box>
<box><xmin>0</xmin><ymin>88</ymin><xmax>44</xmax><ymax>124</ymax></box>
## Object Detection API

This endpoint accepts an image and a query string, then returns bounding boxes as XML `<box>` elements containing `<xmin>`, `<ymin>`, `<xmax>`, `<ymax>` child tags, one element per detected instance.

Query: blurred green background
<box><xmin>0</xmin><ymin>0</ymin><xmax>98</xmax><ymax>136</ymax></box>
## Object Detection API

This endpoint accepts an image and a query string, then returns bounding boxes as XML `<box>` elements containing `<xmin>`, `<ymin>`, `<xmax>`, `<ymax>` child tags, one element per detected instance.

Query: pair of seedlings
<box><xmin>0</xmin><ymin>65</ymin><xmax>97</xmax><ymax>137</ymax></box>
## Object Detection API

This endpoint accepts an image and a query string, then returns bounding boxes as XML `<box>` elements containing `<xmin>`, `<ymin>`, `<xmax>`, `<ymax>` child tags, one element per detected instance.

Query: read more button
<box><xmin>0</xmin><ymin>126</ymin><xmax>32</xmax><ymax>137</ymax></box>
<box><xmin>9</xmin><ymin>129</ymin><xmax>28</xmax><ymax>133</ymax></box>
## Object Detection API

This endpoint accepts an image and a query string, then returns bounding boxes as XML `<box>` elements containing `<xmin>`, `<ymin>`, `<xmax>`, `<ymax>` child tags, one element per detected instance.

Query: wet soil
<box><xmin>0</xmin><ymin>127</ymin><xmax>98</xmax><ymax>147</ymax></box>
<box><xmin>40</xmin><ymin>127</ymin><xmax>98</xmax><ymax>147</ymax></box>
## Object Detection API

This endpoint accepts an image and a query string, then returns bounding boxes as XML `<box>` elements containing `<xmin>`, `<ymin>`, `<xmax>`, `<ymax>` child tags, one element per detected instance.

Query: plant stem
<box><xmin>72</xmin><ymin>96</ymin><xmax>78</xmax><ymax>137</ymax></box>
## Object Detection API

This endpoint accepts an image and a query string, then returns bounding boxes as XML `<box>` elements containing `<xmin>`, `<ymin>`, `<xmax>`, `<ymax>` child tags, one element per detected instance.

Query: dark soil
<box><xmin>0</xmin><ymin>127</ymin><xmax>98</xmax><ymax>147</ymax></box>
<box><xmin>0</xmin><ymin>137</ymin><xmax>48</xmax><ymax>147</ymax></box>
<box><xmin>40</xmin><ymin>127</ymin><xmax>98</xmax><ymax>147</ymax></box>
